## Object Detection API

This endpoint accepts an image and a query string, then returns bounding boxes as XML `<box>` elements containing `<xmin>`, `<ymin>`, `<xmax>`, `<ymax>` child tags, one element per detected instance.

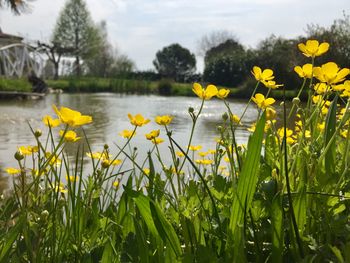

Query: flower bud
<box><xmin>14</xmin><ymin>151</ymin><xmax>24</xmax><ymax>161</ymax></box>
<box><xmin>222</xmin><ymin>112</ymin><xmax>228</xmax><ymax>121</ymax></box>
<box><xmin>34</xmin><ymin>129</ymin><xmax>42</xmax><ymax>138</ymax></box>
<box><xmin>101</xmin><ymin>160</ymin><xmax>110</xmax><ymax>169</ymax></box>
<box><xmin>41</xmin><ymin>210</ymin><xmax>49</xmax><ymax>221</ymax></box>
<box><xmin>188</xmin><ymin>107</ymin><xmax>194</xmax><ymax>113</ymax></box>
<box><xmin>104</xmin><ymin>144</ymin><xmax>109</xmax><ymax>150</ymax></box>
<box><xmin>292</xmin><ymin>97</ymin><xmax>301</xmax><ymax>106</ymax></box>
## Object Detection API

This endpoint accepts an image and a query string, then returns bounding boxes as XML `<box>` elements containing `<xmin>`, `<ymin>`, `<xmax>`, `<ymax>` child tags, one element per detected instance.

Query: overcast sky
<box><xmin>0</xmin><ymin>0</ymin><xmax>349</xmax><ymax>71</ymax></box>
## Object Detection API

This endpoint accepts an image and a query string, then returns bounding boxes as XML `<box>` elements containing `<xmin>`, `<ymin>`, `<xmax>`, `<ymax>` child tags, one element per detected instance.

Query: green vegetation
<box><xmin>1</xmin><ymin>39</ymin><xmax>350</xmax><ymax>262</ymax></box>
<box><xmin>0</xmin><ymin>78</ymin><xmax>31</xmax><ymax>92</ymax></box>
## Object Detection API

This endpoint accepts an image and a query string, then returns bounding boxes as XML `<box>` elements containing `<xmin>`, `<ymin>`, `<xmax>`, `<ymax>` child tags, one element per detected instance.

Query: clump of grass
<box><xmin>1</xmin><ymin>39</ymin><xmax>350</xmax><ymax>262</ymax></box>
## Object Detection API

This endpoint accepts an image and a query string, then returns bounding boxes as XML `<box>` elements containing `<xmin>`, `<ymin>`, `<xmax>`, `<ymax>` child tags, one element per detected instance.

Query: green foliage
<box><xmin>52</xmin><ymin>0</ymin><xmax>99</xmax><ymax>76</ymax></box>
<box><xmin>153</xmin><ymin>43</ymin><xmax>196</xmax><ymax>82</ymax></box>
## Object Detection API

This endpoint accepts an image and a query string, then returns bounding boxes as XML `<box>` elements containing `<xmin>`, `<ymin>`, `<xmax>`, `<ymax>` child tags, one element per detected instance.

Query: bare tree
<box><xmin>196</xmin><ymin>30</ymin><xmax>239</xmax><ymax>57</ymax></box>
<box><xmin>0</xmin><ymin>0</ymin><xmax>32</xmax><ymax>14</ymax></box>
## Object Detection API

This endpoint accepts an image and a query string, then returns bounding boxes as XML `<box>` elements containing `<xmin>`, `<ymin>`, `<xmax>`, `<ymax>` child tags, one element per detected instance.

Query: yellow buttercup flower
<box><xmin>113</xmin><ymin>181</ymin><xmax>120</xmax><ymax>189</ymax></box>
<box><xmin>188</xmin><ymin>145</ymin><xmax>202</xmax><ymax>151</ymax></box>
<box><xmin>151</xmin><ymin>138</ymin><xmax>164</xmax><ymax>145</ymax></box>
<box><xmin>277</xmin><ymin>128</ymin><xmax>295</xmax><ymax>145</ymax></box>
<box><xmin>312</xmin><ymin>95</ymin><xmax>323</xmax><ymax>104</ymax></box>
<box><xmin>42</xmin><ymin>115</ymin><xmax>61</xmax><ymax>127</ymax></box>
<box><xmin>192</xmin><ymin>83</ymin><xmax>218</xmax><ymax>100</ymax></box>
<box><xmin>66</xmin><ymin>175</ymin><xmax>79</xmax><ymax>182</ymax></box>
<box><xmin>231</xmin><ymin>114</ymin><xmax>241</xmax><ymax>125</ymax></box>
<box><xmin>297</xmin><ymin>40</ymin><xmax>329</xmax><ymax>57</ymax></box>
<box><xmin>195</xmin><ymin>159</ymin><xmax>213</xmax><ymax>165</ymax></box>
<box><xmin>155</xmin><ymin>115</ymin><xmax>173</xmax><ymax>125</ymax></box>
<box><xmin>45</xmin><ymin>152</ymin><xmax>62</xmax><ymax>166</ymax></box>
<box><xmin>176</xmin><ymin>151</ymin><xmax>184</xmax><ymax>157</ymax></box>
<box><xmin>53</xmin><ymin>105</ymin><xmax>92</xmax><ymax>127</ymax></box>
<box><xmin>294</xmin><ymin>64</ymin><xmax>313</xmax><ymax>78</ymax></box>
<box><xmin>18</xmin><ymin>145</ymin><xmax>38</xmax><ymax>155</ymax></box>
<box><xmin>340</xmin><ymin>130</ymin><xmax>348</xmax><ymax>139</ymax></box>
<box><xmin>145</xmin><ymin>130</ymin><xmax>160</xmax><ymax>140</ymax></box>
<box><xmin>217</xmin><ymin>88</ymin><xmax>230</xmax><ymax>99</ymax></box>
<box><xmin>262</xmin><ymin>80</ymin><xmax>283</xmax><ymax>89</ymax></box>
<box><xmin>266</xmin><ymin>107</ymin><xmax>276</xmax><ymax>120</ymax></box>
<box><xmin>314</xmin><ymin>83</ymin><xmax>328</xmax><ymax>94</ymax></box>
<box><xmin>208</xmin><ymin>149</ymin><xmax>216</xmax><ymax>154</ymax></box>
<box><xmin>110</xmin><ymin>159</ymin><xmax>122</xmax><ymax>166</ymax></box>
<box><xmin>143</xmin><ymin>168</ymin><xmax>150</xmax><ymax>175</ymax></box>
<box><xmin>54</xmin><ymin>182</ymin><xmax>67</xmax><ymax>193</ymax></box>
<box><xmin>128</xmin><ymin>113</ymin><xmax>150</xmax><ymax>127</ymax></box>
<box><xmin>252</xmin><ymin>93</ymin><xmax>275</xmax><ymax>109</ymax></box>
<box><xmin>313</xmin><ymin>62</ymin><xmax>350</xmax><ymax>85</ymax></box>
<box><xmin>198</xmin><ymin>151</ymin><xmax>208</xmax><ymax>157</ymax></box>
<box><xmin>251</xmin><ymin>66</ymin><xmax>274</xmax><ymax>82</ymax></box>
<box><xmin>59</xmin><ymin>130</ymin><xmax>81</xmax><ymax>142</ymax></box>
<box><xmin>317</xmin><ymin>122</ymin><xmax>325</xmax><ymax>132</ymax></box>
<box><xmin>119</xmin><ymin>129</ymin><xmax>135</xmax><ymax>139</ymax></box>
<box><xmin>5</xmin><ymin>167</ymin><xmax>21</xmax><ymax>175</ymax></box>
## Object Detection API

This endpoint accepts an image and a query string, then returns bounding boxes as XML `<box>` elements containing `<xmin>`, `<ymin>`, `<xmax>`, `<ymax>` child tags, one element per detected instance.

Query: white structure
<box><xmin>0</xmin><ymin>28</ymin><xmax>45</xmax><ymax>77</ymax></box>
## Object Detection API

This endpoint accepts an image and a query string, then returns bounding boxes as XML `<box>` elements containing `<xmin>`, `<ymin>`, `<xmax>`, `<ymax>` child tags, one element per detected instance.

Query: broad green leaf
<box><xmin>227</xmin><ymin>112</ymin><xmax>266</xmax><ymax>258</ymax></box>
<box><xmin>324</xmin><ymin>95</ymin><xmax>338</xmax><ymax>175</ymax></box>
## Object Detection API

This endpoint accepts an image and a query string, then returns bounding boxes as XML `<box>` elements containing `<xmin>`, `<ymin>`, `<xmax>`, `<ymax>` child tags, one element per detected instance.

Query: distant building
<box><xmin>0</xmin><ymin>27</ymin><xmax>23</xmax><ymax>47</ymax></box>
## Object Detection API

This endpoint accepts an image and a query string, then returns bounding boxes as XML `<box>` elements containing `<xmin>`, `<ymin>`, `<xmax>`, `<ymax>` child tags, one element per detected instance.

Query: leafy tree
<box><xmin>203</xmin><ymin>39</ymin><xmax>248</xmax><ymax>87</ymax></box>
<box><xmin>84</xmin><ymin>21</ymin><xmax>114</xmax><ymax>77</ymax></box>
<box><xmin>52</xmin><ymin>0</ymin><xmax>99</xmax><ymax>76</ymax></box>
<box><xmin>153</xmin><ymin>43</ymin><xmax>196</xmax><ymax>82</ymax></box>
<box><xmin>305</xmin><ymin>12</ymin><xmax>350</xmax><ymax>67</ymax></box>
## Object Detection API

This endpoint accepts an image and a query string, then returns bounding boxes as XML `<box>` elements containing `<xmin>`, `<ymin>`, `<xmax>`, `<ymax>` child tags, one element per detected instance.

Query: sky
<box><xmin>0</xmin><ymin>0</ymin><xmax>349</xmax><ymax>72</ymax></box>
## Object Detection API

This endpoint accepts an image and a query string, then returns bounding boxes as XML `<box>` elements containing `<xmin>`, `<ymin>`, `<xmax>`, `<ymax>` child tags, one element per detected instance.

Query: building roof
<box><xmin>0</xmin><ymin>27</ymin><xmax>23</xmax><ymax>41</ymax></box>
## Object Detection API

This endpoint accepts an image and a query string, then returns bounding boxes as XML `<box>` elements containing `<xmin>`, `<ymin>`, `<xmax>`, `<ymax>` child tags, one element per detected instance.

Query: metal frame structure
<box><xmin>0</xmin><ymin>43</ymin><xmax>45</xmax><ymax>77</ymax></box>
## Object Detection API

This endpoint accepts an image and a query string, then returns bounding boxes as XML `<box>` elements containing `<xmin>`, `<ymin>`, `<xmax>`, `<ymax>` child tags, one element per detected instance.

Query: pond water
<box><xmin>0</xmin><ymin>93</ymin><xmax>259</xmax><ymax>190</ymax></box>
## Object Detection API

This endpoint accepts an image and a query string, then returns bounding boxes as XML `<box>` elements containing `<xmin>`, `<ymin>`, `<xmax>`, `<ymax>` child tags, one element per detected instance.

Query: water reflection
<box><xmin>0</xmin><ymin>93</ymin><xmax>260</xmax><ymax>184</ymax></box>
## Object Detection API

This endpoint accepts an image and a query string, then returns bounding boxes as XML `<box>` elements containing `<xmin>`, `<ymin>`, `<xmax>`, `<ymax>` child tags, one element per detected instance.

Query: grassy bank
<box><xmin>0</xmin><ymin>76</ymin><xmax>303</xmax><ymax>100</ymax></box>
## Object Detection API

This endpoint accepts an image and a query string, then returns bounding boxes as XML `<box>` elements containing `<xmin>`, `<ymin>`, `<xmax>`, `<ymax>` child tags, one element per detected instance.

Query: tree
<box><xmin>0</xmin><ymin>0</ymin><xmax>31</xmax><ymax>14</ymax></box>
<box><xmin>153</xmin><ymin>43</ymin><xmax>196</xmax><ymax>82</ymax></box>
<box><xmin>84</xmin><ymin>21</ymin><xmax>115</xmax><ymax>77</ymax></box>
<box><xmin>52</xmin><ymin>0</ymin><xmax>98</xmax><ymax>76</ymax></box>
<box><xmin>196</xmin><ymin>30</ymin><xmax>238</xmax><ymax>57</ymax></box>
<box><xmin>305</xmin><ymin>12</ymin><xmax>350</xmax><ymax>67</ymax></box>
<box><xmin>203</xmin><ymin>39</ymin><xmax>248</xmax><ymax>87</ymax></box>
<box><xmin>37</xmin><ymin>41</ymin><xmax>74</xmax><ymax>79</ymax></box>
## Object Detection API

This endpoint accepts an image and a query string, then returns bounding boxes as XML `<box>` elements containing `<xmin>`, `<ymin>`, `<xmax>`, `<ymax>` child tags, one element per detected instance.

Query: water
<box><xmin>0</xmin><ymin>93</ymin><xmax>258</xmax><ymax>189</ymax></box>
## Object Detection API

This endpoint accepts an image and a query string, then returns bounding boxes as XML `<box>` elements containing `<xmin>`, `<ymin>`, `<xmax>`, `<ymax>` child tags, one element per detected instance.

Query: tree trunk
<box><xmin>75</xmin><ymin>56</ymin><xmax>80</xmax><ymax>77</ymax></box>
<box><xmin>53</xmin><ymin>61</ymin><xmax>59</xmax><ymax>80</ymax></box>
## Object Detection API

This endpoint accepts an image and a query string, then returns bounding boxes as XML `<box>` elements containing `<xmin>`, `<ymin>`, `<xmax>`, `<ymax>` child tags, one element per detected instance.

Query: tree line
<box><xmin>2</xmin><ymin>0</ymin><xmax>349</xmax><ymax>91</ymax></box>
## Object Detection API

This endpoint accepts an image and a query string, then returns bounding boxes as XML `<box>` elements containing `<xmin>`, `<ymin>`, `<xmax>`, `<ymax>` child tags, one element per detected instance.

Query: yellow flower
<box><xmin>176</xmin><ymin>151</ymin><xmax>184</xmax><ymax>157</ymax></box>
<box><xmin>231</xmin><ymin>114</ymin><xmax>241</xmax><ymax>125</ymax></box>
<box><xmin>5</xmin><ymin>167</ymin><xmax>21</xmax><ymax>175</ymax></box>
<box><xmin>113</xmin><ymin>181</ymin><xmax>120</xmax><ymax>189</ymax></box>
<box><xmin>252</xmin><ymin>93</ymin><xmax>275</xmax><ymax>109</ymax></box>
<box><xmin>59</xmin><ymin>130</ymin><xmax>81</xmax><ymax>142</ymax></box>
<box><xmin>151</xmin><ymin>138</ymin><xmax>164</xmax><ymax>145</ymax></box>
<box><xmin>110</xmin><ymin>159</ymin><xmax>122</xmax><ymax>166</ymax></box>
<box><xmin>128</xmin><ymin>113</ymin><xmax>150</xmax><ymax>127</ymax></box>
<box><xmin>155</xmin><ymin>115</ymin><xmax>173</xmax><ymax>125</ymax></box>
<box><xmin>198</xmin><ymin>151</ymin><xmax>208</xmax><ymax>157</ymax></box>
<box><xmin>45</xmin><ymin>152</ymin><xmax>62</xmax><ymax>166</ymax></box>
<box><xmin>340</xmin><ymin>130</ymin><xmax>348</xmax><ymax>139</ymax></box>
<box><xmin>317</xmin><ymin>122</ymin><xmax>325</xmax><ymax>132</ymax></box>
<box><xmin>313</xmin><ymin>62</ymin><xmax>350</xmax><ymax>85</ymax></box>
<box><xmin>66</xmin><ymin>175</ymin><xmax>79</xmax><ymax>182</ymax></box>
<box><xmin>266</xmin><ymin>107</ymin><xmax>276</xmax><ymax>120</ymax></box>
<box><xmin>143</xmin><ymin>168</ymin><xmax>150</xmax><ymax>175</ymax></box>
<box><xmin>251</xmin><ymin>66</ymin><xmax>274</xmax><ymax>82</ymax></box>
<box><xmin>297</xmin><ymin>40</ymin><xmax>329</xmax><ymax>57</ymax></box>
<box><xmin>294</xmin><ymin>64</ymin><xmax>313</xmax><ymax>78</ymax></box>
<box><xmin>217</xmin><ymin>88</ymin><xmax>230</xmax><ymax>99</ymax></box>
<box><xmin>208</xmin><ymin>149</ymin><xmax>216</xmax><ymax>154</ymax></box>
<box><xmin>42</xmin><ymin>115</ymin><xmax>61</xmax><ymax>127</ymax></box>
<box><xmin>195</xmin><ymin>159</ymin><xmax>213</xmax><ymax>165</ymax></box>
<box><xmin>312</xmin><ymin>95</ymin><xmax>323</xmax><ymax>104</ymax></box>
<box><xmin>54</xmin><ymin>182</ymin><xmax>67</xmax><ymax>193</ymax></box>
<box><xmin>278</xmin><ymin>128</ymin><xmax>295</xmax><ymax>145</ymax></box>
<box><xmin>262</xmin><ymin>80</ymin><xmax>283</xmax><ymax>89</ymax></box>
<box><xmin>18</xmin><ymin>145</ymin><xmax>38</xmax><ymax>155</ymax></box>
<box><xmin>119</xmin><ymin>129</ymin><xmax>135</xmax><ymax>139</ymax></box>
<box><xmin>53</xmin><ymin>105</ymin><xmax>92</xmax><ymax>127</ymax></box>
<box><xmin>192</xmin><ymin>83</ymin><xmax>218</xmax><ymax>100</ymax></box>
<box><xmin>247</xmin><ymin>122</ymin><xmax>256</xmax><ymax>133</ymax></box>
<box><xmin>188</xmin><ymin>145</ymin><xmax>202</xmax><ymax>151</ymax></box>
<box><xmin>145</xmin><ymin>130</ymin><xmax>160</xmax><ymax>140</ymax></box>
<box><xmin>314</xmin><ymin>83</ymin><xmax>328</xmax><ymax>94</ymax></box>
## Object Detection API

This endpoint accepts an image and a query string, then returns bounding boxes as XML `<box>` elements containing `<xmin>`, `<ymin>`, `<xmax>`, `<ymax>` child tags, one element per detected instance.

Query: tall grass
<box><xmin>1</xmin><ymin>40</ymin><xmax>350</xmax><ymax>262</ymax></box>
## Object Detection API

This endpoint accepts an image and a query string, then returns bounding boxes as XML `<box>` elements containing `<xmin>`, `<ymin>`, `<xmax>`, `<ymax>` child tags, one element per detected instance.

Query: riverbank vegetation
<box><xmin>1</xmin><ymin>39</ymin><xmax>350</xmax><ymax>262</ymax></box>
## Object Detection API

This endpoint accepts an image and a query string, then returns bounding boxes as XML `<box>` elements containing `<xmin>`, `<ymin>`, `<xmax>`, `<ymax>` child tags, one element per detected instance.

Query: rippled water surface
<box><xmin>0</xmin><ymin>93</ymin><xmax>258</xmax><ymax>189</ymax></box>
